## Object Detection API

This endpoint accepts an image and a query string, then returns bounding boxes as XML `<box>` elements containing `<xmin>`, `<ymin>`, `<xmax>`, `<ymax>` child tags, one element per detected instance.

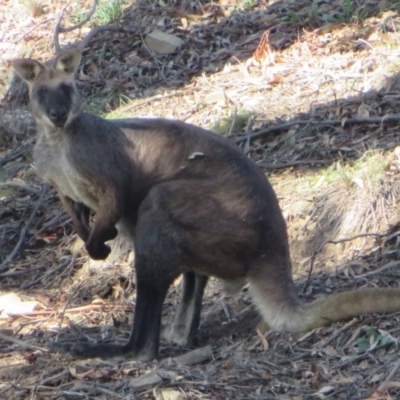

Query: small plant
<box><xmin>242</xmin><ymin>0</ymin><xmax>257</xmax><ymax>11</ymax></box>
<box><xmin>72</xmin><ymin>0</ymin><xmax>125</xmax><ymax>26</ymax></box>
<box><xmin>96</xmin><ymin>0</ymin><xmax>124</xmax><ymax>24</ymax></box>
<box><xmin>352</xmin><ymin>326</ymin><xmax>395</xmax><ymax>353</ymax></box>
<box><xmin>311</xmin><ymin>150</ymin><xmax>388</xmax><ymax>189</ymax></box>
<box><xmin>343</xmin><ymin>0</ymin><xmax>355</xmax><ymax>20</ymax></box>
<box><xmin>211</xmin><ymin>110</ymin><xmax>251</xmax><ymax>137</ymax></box>
<box><xmin>287</xmin><ymin>11</ymin><xmax>302</xmax><ymax>24</ymax></box>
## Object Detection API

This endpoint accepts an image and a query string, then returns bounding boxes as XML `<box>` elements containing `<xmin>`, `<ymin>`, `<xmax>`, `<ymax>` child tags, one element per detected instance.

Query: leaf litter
<box><xmin>2</xmin><ymin>0</ymin><xmax>400</xmax><ymax>399</ymax></box>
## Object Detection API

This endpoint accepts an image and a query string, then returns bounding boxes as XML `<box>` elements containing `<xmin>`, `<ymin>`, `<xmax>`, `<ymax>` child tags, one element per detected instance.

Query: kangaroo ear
<box><xmin>12</xmin><ymin>58</ymin><xmax>44</xmax><ymax>83</ymax></box>
<box><xmin>54</xmin><ymin>48</ymin><xmax>82</xmax><ymax>75</ymax></box>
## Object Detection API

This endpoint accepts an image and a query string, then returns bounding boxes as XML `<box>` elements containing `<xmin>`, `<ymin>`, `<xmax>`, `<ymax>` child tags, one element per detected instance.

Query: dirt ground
<box><xmin>2</xmin><ymin>0</ymin><xmax>400</xmax><ymax>399</ymax></box>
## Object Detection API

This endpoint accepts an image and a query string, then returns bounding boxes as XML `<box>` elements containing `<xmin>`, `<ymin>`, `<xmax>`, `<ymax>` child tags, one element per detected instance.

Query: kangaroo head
<box><xmin>13</xmin><ymin>49</ymin><xmax>82</xmax><ymax>130</ymax></box>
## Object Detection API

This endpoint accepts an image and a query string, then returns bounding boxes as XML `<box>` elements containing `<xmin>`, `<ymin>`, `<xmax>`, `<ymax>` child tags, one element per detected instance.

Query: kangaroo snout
<box><xmin>49</xmin><ymin>107</ymin><xmax>68</xmax><ymax>127</ymax></box>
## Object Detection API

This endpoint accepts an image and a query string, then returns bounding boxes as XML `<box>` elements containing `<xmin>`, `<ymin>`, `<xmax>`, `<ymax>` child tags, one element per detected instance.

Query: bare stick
<box><xmin>317</xmin><ymin>318</ymin><xmax>358</xmax><ymax>348</ymax></box>
<box><xmin>235</xmin><ymin>114</ymin><xmax>400</xmax><ymax>144</ymax></box>
<box><xmin>354</xmin><ymin>260</ymin><xmax>400</xmax><ymax>280</ymax></box>
<box><xmin>0</xmin><ymin>331</ymin><xmax>48</xmax><ymax>352</ymax></box>
<box><xmin>377</xmin><ymin>359</ymin><xmax>400</xmax><ymax>392</ymax></box>
<box><xmin>0</xmin><ymin>181</ymin><xmax>41</xmax><ymax>195</ymax></box>
<box><xmin>302</xmin><ymin>231</ymin><xmax>387</xmax><ymax>293</ymax></box>
<box><xmin>60</xmin><ymin>0</ymin><xmax>99</xmax><ymax>33</ymax></box>
<box><xmin>78</xmin><ymin>25</ymin><xmax>125</xmax><ymax>51</ymax></box>
<box><xmin>0</xmin><ymin>186</ymin><xmax>47</xmax><ymax>272</ymax></box>
<box><xmin>13</xmin><ymin>17</ymin><xmax>55</xmax><ymax>45</ymax></box>
<box><xmin>259</xmin><ymin>159</ymin><xmax>330</xmax><ymax>169</ymax></box>
<box><xmin>54</xmin><ymin>2</ymin><xmax>70</xmax><ymax>54</ymax></box>
<box><xmin>5</xmin><ymin>302</ymin><xmax>133</xmax><ymax>317</ymax></box>
<box><xmin>173</xmin><ymin>345</ymin><xmax>213</xmax><ymax>366</ymax></box>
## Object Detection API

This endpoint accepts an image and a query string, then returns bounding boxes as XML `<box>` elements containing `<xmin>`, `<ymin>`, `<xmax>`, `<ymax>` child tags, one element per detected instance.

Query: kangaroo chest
<box><xmin>34</xmin><ymin>135</ymin><xmax>101</xmax><ymax>211</ymax></box>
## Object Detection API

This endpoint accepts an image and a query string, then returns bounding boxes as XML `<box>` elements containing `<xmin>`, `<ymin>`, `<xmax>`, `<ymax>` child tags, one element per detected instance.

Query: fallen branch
<box><xmin>54</xmin><ymin>0</ymin><xmax>99</xmax><ymax>53</ymax></box>
<box><xmin>60</xmin><ymin>0</ymin><xmax>98</xmax><ymax>33</ymax></box>
<box><xmin>0</xmin><ymin>264</ymin><xmax>46</xmax><ymax>278</ymax></box>
<box><xmin>3</xmin><ymin>302</ymin><xmax>133</xmax><ymax>318</ymax></box>
<box><xmin>355</xmin><ymin>260</ymin><xmax>400</xmax><ymax>280</ymax></box>
<box><xmin>0</xmin><ymin>181</ymin><xmax>41</xmax><ymax>195</ymax></box>
<box><xmin>173</xmin><ymin>344</ymin><xmax>213</xmax><ymax>366</ymax></box>
<box><xmin>128</xmin><ymin>346</ymin><xmax>213</xmax><ymax>391</ymax></box>
<box><xmin>0</xmin><ymin>331</ymin><xmax>48</xmax><ymax>352</ymax></box>
<box><xmin>78</xmin><ymin>25</ymin><xmax>134</xmax><ymax>51</ymax></box>
<box><xmin>259</xmin><ymin>159</ymin><xmax>329</xmax><ymax>169</ymax></box>
<box><xmin>54</xmin><ymin>2</ymin><xmax>70</xmax><ymax>54</ymax></box>
<box><xmin>235</xmin><ymin>114</ymin><xmax>400</xmax><ymax>144</ymax></box>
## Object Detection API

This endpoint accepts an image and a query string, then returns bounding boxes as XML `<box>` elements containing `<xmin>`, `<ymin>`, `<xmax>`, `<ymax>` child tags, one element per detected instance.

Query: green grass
<box><xmin>211</xmin><ymin>110</ymin><xmax>251</xmax><ymax>137</ymax></box>
<box><xmin>352</xmin><ymin>326</ymin><xmax>395</xmax><ymax>353</ymax></box>
<box><xmin>310</xmin><ymin>150</ymin><xmax>388</xmax><ymax>188</ymax></box>
<box><xmin>73</xmin><ymin>0</ymin><xmax>125</xmax><ymax>26</ymax></box>
<box><xmin>96</xmin><ymin>0</ymin><xmax>125</xmax><ymax>24</ymax></box>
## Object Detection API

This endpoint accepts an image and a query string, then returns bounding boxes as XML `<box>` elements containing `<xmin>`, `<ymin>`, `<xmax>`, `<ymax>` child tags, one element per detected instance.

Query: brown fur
<box><xmin>13</xmin><ymin>49</ymin><xmax>400</xmax><ymax>360</ymax></box>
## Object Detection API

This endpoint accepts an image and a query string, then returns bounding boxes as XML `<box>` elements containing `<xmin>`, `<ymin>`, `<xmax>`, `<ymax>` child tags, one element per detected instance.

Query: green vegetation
<box><xmin>352</xmin><ymin>326</ymin><xmax>395</xmax><ymax>353</ymax></box>
<box><xmin>211</xmin><ymin>110</ymin><xmax>251</xmax><ymax>137</ymax></box>
<box><xmin>73</xmin><ymin>0</ymin><xmax>126</xmax><ymax>26</ymax></box>
<box><xmin>96</xmin><ymin>0</ymin><xmax>125</xmax><ymax>24</ymax></box>
<box><xmin>310</xmin><ymin>150</ymin><xmax>388</xmax><ymax>188</ymax></box>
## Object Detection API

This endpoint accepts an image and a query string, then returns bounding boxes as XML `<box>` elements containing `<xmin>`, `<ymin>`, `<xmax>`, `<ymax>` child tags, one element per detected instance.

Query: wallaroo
<box><xmin>13</xmin><ymin>48</ymin><xmax>400</xmax><ymax>361</ymax></box>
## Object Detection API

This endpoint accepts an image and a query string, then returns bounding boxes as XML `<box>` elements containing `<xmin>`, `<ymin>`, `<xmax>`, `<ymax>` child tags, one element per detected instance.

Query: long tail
<box><xmin>252</xmin><ymin>288</ymin><xmax>400</xmax><ymax>333</ymax></box>
<box><xmin>247</xmin><ymin>260</ymin><xmax>400</xmax><ymax>333</ymax></box>
<box><xmin>304</xmin><ymin>288</ymin><xmax>400</xmax><ymax>331</ymax></box>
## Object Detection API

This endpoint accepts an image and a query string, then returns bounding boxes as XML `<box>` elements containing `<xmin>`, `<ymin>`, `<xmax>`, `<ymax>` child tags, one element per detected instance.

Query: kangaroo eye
<box><xmin>59</xmin><ymin>83</ymin><xmax>73</xmax><ymax>96</ymax></box>
<box><xmin>36</xmin><ymin>87</ymin><xmax>48</xmax><ymax>96</ymax></box>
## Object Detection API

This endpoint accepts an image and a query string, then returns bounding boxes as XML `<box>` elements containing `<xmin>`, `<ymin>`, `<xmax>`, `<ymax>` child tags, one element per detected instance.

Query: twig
<box><xmin>302</xmin><ymin>231</ymin><xmax>388</xmax><ymax>293</ymax></box>
<box><xmin>13</xmin><ymin>17</ymin><xmax>55</xmax><ymax>45</ymax></box>
<box><xmin>78</xmin><ymin>25</ymin><xmax>127</xmax><ymax>51</ymax></box>
<box><xmin>60</xmin><ymin>0</ymin><xmax>98</xmax><ymax>33</ymax></box>
<box><xmin>0</xmin><ymin>186</ymin><xmax>47</xmax><ymax>272</ymax></box>
<box><xmin>59</xmin><ymin>384</ymin><xmax>125</xmax><ymax>399</ymax></box>
<box><xmin>54</xmin><ymin>2</ymin><xmax>71</xmax><ymax>54</ymax></box>
<box><xmin>117</xmin><ymin>87</ymin><xmax>198</xmax><ymax>113</ymax></box>
<box><xmin>235</xmin><ymin>114</ymin><xmax>400</xmax><ymax>144</ymax></box>
<box><xmin>227</xmin><ymin>107</ymin><xmax>237</xmax><ymax>137</ymax></box>
<box><xmin>355</xmin><ymin>260</ymin><xmax>400</xmax><ymax>280</ymax></box>
<box><xmin>317</xmin><ymin>318</ymin><xmax>358</xmax><ymax>348</ymax></box>
<box><xmin>0</xmin><ymin>181</ymin><xmax>41</xmax><ymax>195</ymax></box>
<box><xmin>0</xmin><ymin>146</ymin><xmax>30</xmax><ymax>167</ymax></box>
<box><xmin>5</xmin><ymin>302</ymin><xmax>133</xmax><ymax>317</ymax></box>
<box><xmin>21</xmin><ymin>258</ymin><xmax>72</xmax><ymax>289</ymax></box>
<box><xmin>55</xmin><ymin>279</ymin><xmax>84</xmax><ymax>342</ymax></box>
<box><xmin>381</xmin><ymin>359</ymin><xmax>400</xmax><ymax>384</ymax></box>
<box><xmin>243</xmin><ymin>116</ymin><xmax>253</xmax><ymax>155</ymax></box>
<box><xmin>327</xmin><ymin>231</ymin><xmax>388</xmax><ymax>244</ymax></box>
<box><xmin>0</xmin><ymin>264</ymin><xmax>46</xmax><ymax>278</ymax></box>
<box><xmin>173</xmin><ymin>345</ymin><xmax>213</xmax><ymax>366</ymax></box>
<box><xmin>377</xmin><ymin>359</ymin><xmax>400</xmax><ymax>392</ymax></box>
<box><xmin>259</xmin><ymin>159</ymin><xmax>329</xmax><ymax>169</ymax></box>
<box><xmin>0</xmin><ymin>331</ymin><xmax>48</xmax><ymax>352</ymax></box>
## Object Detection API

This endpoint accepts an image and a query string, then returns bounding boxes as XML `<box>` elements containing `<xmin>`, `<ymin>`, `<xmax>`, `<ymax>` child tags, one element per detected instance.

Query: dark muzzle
<box><xmin>49</xmin><ymin>107</ymin><xmax>68</xmax><ymax>127</ymax></box>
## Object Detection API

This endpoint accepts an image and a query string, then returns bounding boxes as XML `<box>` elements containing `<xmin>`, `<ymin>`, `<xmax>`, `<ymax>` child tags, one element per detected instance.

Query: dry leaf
<box><xmin>145</xmin><ymin>30</ymin><xmax>184</xmax><ymax>55</ymax></box>
<box><xmin>160</xmin><ymin>389</ymin><xmax>185</xmax><ymax>400</ymax></box>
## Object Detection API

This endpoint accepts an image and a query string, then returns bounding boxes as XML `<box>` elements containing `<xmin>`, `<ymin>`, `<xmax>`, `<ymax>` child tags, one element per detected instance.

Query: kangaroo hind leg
<box><xmin>163</xmin><ymin>272</ymin><xmax>208</xmax><ymax>346</ymax></box>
